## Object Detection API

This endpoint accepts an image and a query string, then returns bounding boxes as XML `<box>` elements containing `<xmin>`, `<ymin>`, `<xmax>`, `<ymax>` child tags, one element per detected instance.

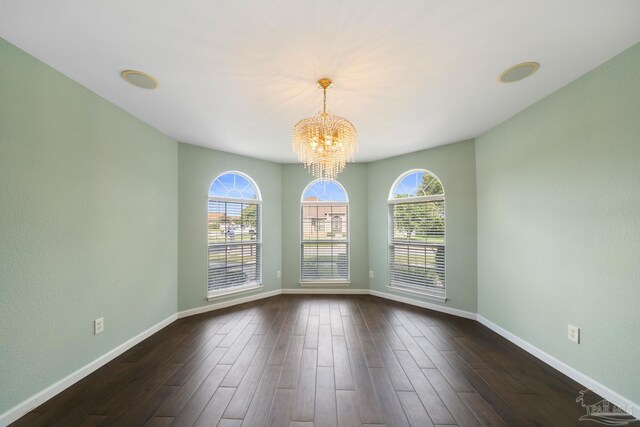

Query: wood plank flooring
<box><xmin>11</xmin><ymin>295</ymin><xmax>613</xmax><ymax>426</ymax></box>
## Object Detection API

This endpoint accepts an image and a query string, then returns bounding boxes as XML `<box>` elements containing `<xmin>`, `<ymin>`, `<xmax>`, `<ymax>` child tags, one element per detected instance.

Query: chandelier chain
<box><xmin>323</xmin><ymin>87</ymin><xmax>327</xmax><ymax>114</ymax></box>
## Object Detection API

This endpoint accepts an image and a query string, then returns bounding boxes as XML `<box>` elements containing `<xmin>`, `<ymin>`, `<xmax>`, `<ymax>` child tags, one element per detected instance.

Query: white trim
<box><xmin>299</xmin><ymin>281</ymin><xmax>351</xmax><ymax>287</ymax></box>
<box><xmin>477</xmin><ymin>315</ymin><xmax>640</xmax><ymax>419</ymax></box>
<box><xmin>283</xmin><ymin>288</ymin><xmax>368</xmax><ymax>295</ymax></box>
<box><xmin>368</xmin><ymin>289</ymin><xmax>476</xmax><ymax>320</ymax></box>
<box><xmin>0</xmin><ymin>313</ymin><xmax>177</xmax><ymax>427</ymax></box>
<box><xmin>179</xmin><ymin>289</ymin><xmax>281</xmax><ymax>318</ymax></box>
<box><xmin>301</xmin><ymin>201</ymin><xmax>350</xmax><ymax>206</ymax></box>
<box><xmin>207</xmin><ymin>282</ymin><xmax>263</xmax><ymax>301</ymax></box>
<box><xmin>388</xmin><ymin>194</ymin><xmax>444</xmax><ymax>204</ymax></box>
<box><xmin>208</xmin><ymin>195</ymin><xmax>262</xmax><ymax>204</ymax></box>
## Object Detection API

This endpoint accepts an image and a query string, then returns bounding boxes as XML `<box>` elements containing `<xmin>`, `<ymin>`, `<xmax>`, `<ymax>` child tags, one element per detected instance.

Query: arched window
<box><xmin>301</xmin><ymin>180</ymin><xmax>349</xmax><ymax>282</ymax></box>
<box><xmin>208</xmin><ymin>172</ymin><xmax>261</xmax><ymax>296</ymax></box>
<box><xmin>388</xmin><ymin>170</ymin><xmax>445</xmax><ymax>299</ymax></box>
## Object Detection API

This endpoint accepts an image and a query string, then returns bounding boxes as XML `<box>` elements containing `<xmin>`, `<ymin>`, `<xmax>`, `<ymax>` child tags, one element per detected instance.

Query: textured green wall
<box><xmin>281</xmin><ymin>164</ymin><xmax>369</xmax><ymax>290</ymax></box>
<box><xmin>0</xmin><ymin>39</ymin><xmax>178</xmax><ymax>414</ymax></box>
<box><xmin>476</xmin><ymin>43</ymin><xmax>640</xmax><ymax>404</ymax></box>
<box><xmin>368</xmin><ymin>140</ymin><xmax>478</xmax><ymax>313</ymax></box>
<box><xmin>177</xmin><ymin>143</ymin><xmax>282</xmax><ymax>311</ymax></box>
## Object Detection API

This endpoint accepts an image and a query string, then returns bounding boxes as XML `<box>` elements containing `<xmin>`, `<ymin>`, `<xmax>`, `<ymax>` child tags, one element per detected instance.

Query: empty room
<box><xmin>1</xmin><ymin>1</ymin><xmax>639</xmax><ymax>426</ymax></box>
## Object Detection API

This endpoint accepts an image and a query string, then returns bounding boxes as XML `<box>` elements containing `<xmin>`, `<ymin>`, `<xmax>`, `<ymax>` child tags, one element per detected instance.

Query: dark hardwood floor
<box><xmin>11</xmin><ymin>295</ymin><xmax>609</xmax><ymax>426</ymax></box>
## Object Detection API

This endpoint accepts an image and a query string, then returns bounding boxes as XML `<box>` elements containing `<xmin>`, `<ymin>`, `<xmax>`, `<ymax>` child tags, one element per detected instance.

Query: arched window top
<box><xmin>301</xmin><ymin>179</ymin><xmax>348</xmax><ymax>203</ymax></box>
<box><xmin>209</xmin><ymin>171</ymin><xmax>261</xmax><ymax>201</ymax></box>
<box><xmin>389</xmin><ymin>169</ymin><xmax>444</xmax><ymax>200</ymax></box>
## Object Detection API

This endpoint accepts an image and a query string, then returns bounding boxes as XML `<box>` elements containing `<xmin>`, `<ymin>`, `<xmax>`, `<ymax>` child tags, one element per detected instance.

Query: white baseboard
<box><xmin>0</xmin><ymin>313</ymin><xmax>177</xmax><ymax>427</ymax></box>
<box><xmin>179</xmin><ymin>288</ymin><xmax>369</xmax><ymax>318</ymax></box>
<box><xmin>477</xmin><ymin>315</ymin><xmax>640</xmax><ymax>419</ymax></box>
<box><xmin>177</xmin><ymin>289</ymin><xmax>282</xmax><ymax>319</ymax></box>
<box><xmin>282</xmin><ymin>288</ymin><xmax>369</xmax><ymax>295</ymax></box>
<box><xmin>368</xmin><ymin>289</ymin><xmax>477</xmax><ymax>320</ymax></box>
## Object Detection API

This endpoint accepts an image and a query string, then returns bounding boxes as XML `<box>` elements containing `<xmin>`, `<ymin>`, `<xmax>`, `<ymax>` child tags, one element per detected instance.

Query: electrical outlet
<box><xmin>568</xmin><ymin>324</ymin><xmax>579</xmax><ymax>344</ymax></box>
<box><xmin>94</xmin><ymin>317</ymin><xmax>104</xmax><ymax>335</ymax></box>
<box><xmin>276</xmin><ymin>270</ymin><xmax>281</xmax><ymax>278</ymax></box>
<box><xmin>369</xmin><ymin>270</ymin><xmax>374</xmax><ymax>279</ymax></box>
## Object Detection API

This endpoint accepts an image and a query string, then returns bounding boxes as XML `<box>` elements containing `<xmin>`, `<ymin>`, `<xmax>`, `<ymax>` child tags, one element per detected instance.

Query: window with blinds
<box><xmin>208</xmin><ymin>172</ymin><xmax>261</xmax><ymax>295</ymax></box>
<box><xmin>301</xmin><ymin>180</ymin><xmax>349</xmax><ymax>282</ymax></box>
<box><xmin>389</xmin><ymin>170</ymin><xmax>445</xmax><ymax>298</ymax></box>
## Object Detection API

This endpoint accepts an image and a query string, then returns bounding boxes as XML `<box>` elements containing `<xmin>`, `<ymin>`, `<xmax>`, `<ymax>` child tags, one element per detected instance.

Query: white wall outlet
<box><xmin>94</xmin><ymin>317</ymin><xmax>104</xmax><ymax>335</ymax></box>
<box><xmin>276</xmin><ymin>270</ymin><xmax>281</xmax><ymax>278</ymax></box>
<box><xmin>369</xmin><ymin>270</ymin><xmax>374</xmax><ymax>279</ymax></box>
<box><xmin>568</xmin><ymin>324</ymin><xmax>580</xmax><ymax>343</ymax></box>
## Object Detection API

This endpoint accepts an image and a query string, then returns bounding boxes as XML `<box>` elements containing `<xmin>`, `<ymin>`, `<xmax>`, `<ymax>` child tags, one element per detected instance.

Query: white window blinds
<box><xmin>301</xmin><ymin>204</ymin><xmax>349</xmax><ymax>281</ymax></box>
<box><xmin>388</xmin><ymin>170</ymin><xmax>445</xmax><ymax>298</ymax></box>
<box><xmin>208</xmin><ymin>170</ymin><xmax>262</xmax><ymax>295</ymax></box>
<box><xmin>208</xmin><ymin>200</ymin><xmax>261</xmax><ymax>292</ymax></box>
<box><xmin>389</xmin><ymin>198</ymin><xmax>445</xmax><ymax>293</ymax></box>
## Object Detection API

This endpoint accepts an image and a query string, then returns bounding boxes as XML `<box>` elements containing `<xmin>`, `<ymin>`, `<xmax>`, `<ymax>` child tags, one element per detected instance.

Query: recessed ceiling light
<box><xmin>498</xmin><ymin>62</ymin><xmax>540</xmax><ymax>83</ymax></box>
<box><xmin>121</xmin><ymin>70</ymin><xmax>159</xmax><ymax>89</ymax></box>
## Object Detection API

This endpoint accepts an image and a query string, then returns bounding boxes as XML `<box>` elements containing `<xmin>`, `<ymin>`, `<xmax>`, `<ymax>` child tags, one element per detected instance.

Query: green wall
<box><xmin>368</xmin><ymin>140</ymin><xmax>478</xmax><ymax>313</ymax></box>
<box><xmin>178</xmin><ymin>143</ymin><xmax>282</xmax><ymax>311</ymax></box>
<box><xmin>0</xmin><ymin>39</ymin><xmax>178</xmax><ymax>414</ymax></box>
<box><xmin>476</xmin><ymin>43</ymin><xmax>640</xmax><ymax>405</ymax></box>
<box><xmin>281</xmin><ymin>164</ymin><xmax>369</xmax><ymax>290</ymax></box>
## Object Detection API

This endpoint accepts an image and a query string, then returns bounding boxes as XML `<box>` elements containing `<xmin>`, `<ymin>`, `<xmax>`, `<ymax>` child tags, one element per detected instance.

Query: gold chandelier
<box><xmin>293</xmin><ymin>78</ymin><xmax>357</xmax><ymax>180</ymax></box>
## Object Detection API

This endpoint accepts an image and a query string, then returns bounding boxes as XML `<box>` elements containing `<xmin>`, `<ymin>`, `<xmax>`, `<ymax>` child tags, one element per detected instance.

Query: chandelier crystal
<box><xmin>293</xmin><ymin>78</ymin><xmax>358</xmax><ymax>180</ymax></box>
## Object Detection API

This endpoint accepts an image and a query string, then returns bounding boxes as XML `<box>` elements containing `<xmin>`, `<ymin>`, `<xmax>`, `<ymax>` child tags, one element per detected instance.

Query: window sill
<box><xmin>388</xmin><ymin>284</ymin><xmax>446</xmax><ymax>302</ymax></box>
<box><xmin>207</xmin><ymin>282</ymin><xmax>263</xmax><ymax>301</ymax></box>
<box><xmin>299</xmin><ymin>281</ymin><xmax>351</xmax><ymax>287</ymax></box>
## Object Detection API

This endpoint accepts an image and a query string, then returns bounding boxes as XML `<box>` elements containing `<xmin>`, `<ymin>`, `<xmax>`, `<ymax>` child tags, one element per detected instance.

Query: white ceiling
<box><xmin>1</xmin><ymin>1</ymin><xmax>639</xmax><ymax>162</ymax></box>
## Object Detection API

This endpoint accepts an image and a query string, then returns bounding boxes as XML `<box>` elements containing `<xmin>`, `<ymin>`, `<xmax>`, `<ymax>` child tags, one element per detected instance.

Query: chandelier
<box><xmin>293</xmin><ymin>78</ymin><xmax>358</xmax><ymax>180</ymax></box>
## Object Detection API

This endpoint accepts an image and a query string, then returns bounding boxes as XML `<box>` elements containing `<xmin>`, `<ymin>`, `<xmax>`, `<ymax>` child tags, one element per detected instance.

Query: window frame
<box><xmin>300</xmin><ymin>179</ymin><xmax>350</xmax><ymax>285</ymax></box>
<box><xmin>388</xmin><ymin>169</ymin><xmax>446</xmax><ymax>301</ymax></box>
<box><xmin>207</xmin><ymin>171</ymin><xmax>263</xmax><ymax>300</ymax></box>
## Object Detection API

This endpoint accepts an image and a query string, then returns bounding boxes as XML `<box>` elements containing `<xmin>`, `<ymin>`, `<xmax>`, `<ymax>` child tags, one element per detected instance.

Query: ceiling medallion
<box><xmin>292</xmin><ymin>78</ymin><xmax>358</xmax><ymax>180</ymax></box>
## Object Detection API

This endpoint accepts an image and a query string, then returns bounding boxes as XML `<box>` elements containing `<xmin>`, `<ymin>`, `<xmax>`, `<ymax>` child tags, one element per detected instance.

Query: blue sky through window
<box><xmin>302</xmin><ymin>180</ymin><xmax>348</xmax><ymax>202</ymax></box>
<box><xmin>209</xmin><ymin>172</ymin><xmax>259</xmax><ymax>199</ymax></box>
<box><xmin>391</xmin><ymin>170</ymin><xmax>443</xmax><ymax>198</ymax></box>
<box><xmin>394</xmin><ymin>171</ymin><xmax>425</xmax><ymax>197</ymax></box>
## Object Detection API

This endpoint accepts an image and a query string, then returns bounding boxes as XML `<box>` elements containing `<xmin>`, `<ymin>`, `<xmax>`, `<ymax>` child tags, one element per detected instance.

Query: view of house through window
<box><xmin>208</xmin><ymin>172</ymin><xmax>261</xmax><ymax>295</ymax></box>
<box><xmin>389</xmin><ymin>169</ymin><xmax>445</xmax><ymax>298</ymax></box>
<box><xmin>301</xmin><ymin>180</ymin><xmax>349</xmax><ymax>282</ymax></box>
